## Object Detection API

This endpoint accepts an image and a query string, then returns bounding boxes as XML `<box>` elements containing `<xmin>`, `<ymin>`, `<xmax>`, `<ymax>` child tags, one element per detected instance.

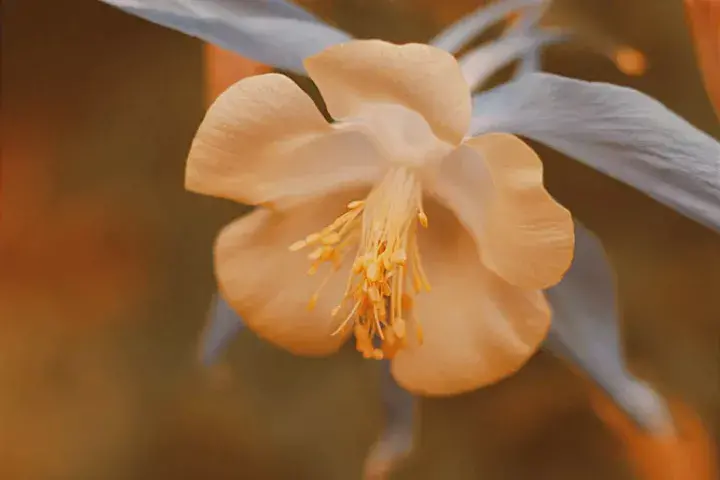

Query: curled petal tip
<box><xmin>471</xmin><ymin>74</ymin><xmax>720</xmax><ymax>232</ymax></box>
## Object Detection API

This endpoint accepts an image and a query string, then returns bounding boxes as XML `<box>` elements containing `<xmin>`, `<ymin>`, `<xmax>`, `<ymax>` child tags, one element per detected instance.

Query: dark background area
<box><xmin>2</xmin><ymin>0</ymin><xmax>719</xmax><ymax>478</ymax></box>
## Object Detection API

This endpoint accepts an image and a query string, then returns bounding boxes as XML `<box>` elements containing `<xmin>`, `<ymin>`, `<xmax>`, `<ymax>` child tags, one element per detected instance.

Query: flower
<box><xmin>100</xmin><ymin>0</ymin><xmax>720</xmax><ymax>476</ymax></box>
<box><xmin>185</xmin><ymin>39</ymin><xmax>575</xmax><ymax>395</ymax></box>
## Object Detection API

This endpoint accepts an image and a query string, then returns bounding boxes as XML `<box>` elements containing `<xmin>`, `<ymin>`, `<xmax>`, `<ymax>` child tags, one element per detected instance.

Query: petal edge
<box><xmin>305</xmin><ymin>40</ymin><xmax>471</xmax><ymax>145</ymax></box>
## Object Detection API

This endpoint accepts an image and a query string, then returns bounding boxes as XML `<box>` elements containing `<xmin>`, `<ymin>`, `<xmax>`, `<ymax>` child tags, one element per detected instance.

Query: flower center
<box><xmin>289</xmin><ymin>167</ymin><xmax>430</xmax><ymax>359</ymax></box>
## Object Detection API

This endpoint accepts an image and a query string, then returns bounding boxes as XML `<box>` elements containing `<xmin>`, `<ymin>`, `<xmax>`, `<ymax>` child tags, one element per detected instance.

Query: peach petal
<box><xmin>186</xmin><ymin>73</ymin><xmax>383</xmax><ymax>206</ymax></box>
<box><xmin>390</xmin><ymin>200</ymin><xmax>550</xmax><ymax>396</ymax></box>
<box><xmin>214</xmin><ymin>190</ymin><xmax>367</xmax><ymax>356</ymax></box>
<box><xmin>305</xmin><ymin>40</ymin><xmax>471</xmax><ymax>146</ymax></box>
<box><xmin>429</xmin><ymin>133</ymin><xmax>574</xmax><ymax>289</ymax></box>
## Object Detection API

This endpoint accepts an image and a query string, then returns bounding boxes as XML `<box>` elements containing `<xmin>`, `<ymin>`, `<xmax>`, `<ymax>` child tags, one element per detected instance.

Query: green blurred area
<box><xmin>1</xmin><ymin>0</ymin><xmax>718</xmax><ymax>479</ymax></box>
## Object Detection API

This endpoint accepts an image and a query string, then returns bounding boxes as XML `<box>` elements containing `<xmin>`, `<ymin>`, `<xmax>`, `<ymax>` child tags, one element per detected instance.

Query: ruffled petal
<box><xmin>428</xmin><ymin>133</ymin><xmax>574</xmax><ymax>289</ymax></box>
<box><xmin>304</xmin><ymin>40</ymin><xmax>471</xmax><ymax>145</ymax></box>
<box><xmin>214</xmin><ymin>190</ymin><xmax>366</xmax><ymax>356</ymax></box>
<box><xmin>471</xmin><ymin>73</ymin><xmax>720</xmax><ymax>232</ymax></box>
<box><xmin>390</xmin><ymin>200</ymin><xmax>550</xmax><ymax>396</ymax></box>
<box><xmin>186</xmin><ymin>73</ymin><xmax>383</xmax><ymax>206</ymax></box>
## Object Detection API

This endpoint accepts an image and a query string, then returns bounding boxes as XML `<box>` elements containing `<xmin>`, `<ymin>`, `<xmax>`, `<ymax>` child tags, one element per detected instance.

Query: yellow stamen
<box><xmin>322</xmin><ymin>232</ymin><xmax>341</xmax><ymax>245</ymax></box>
<box><xmin>409</xmin><ymin>233</ymin><xmax>431</xmax><ymax>293</ymax></box>
<box><xmin>418</xmin><ymin>211</ymin><xmax>428</xmax><ymax>228</ymax></box>
<box><xmin>392</xmin><ymin>317</ymin><xmax>406</xmax><ymax>339</ymax></box>
<box><xmin>289</xmin><ymin>239</ymin><xmax>307</xmax><ymax>252</ymax></box>
<box><xmin>289</xmin><ymin>167</ymin><xmax>429</xmax><ymax>358</ymax></box>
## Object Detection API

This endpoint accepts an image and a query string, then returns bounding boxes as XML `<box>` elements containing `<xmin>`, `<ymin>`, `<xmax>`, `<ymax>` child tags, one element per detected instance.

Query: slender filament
<box><xmin>289</xmin><ymin>167</ymin><xmax>430</xmax><ymax>359</ymax></box>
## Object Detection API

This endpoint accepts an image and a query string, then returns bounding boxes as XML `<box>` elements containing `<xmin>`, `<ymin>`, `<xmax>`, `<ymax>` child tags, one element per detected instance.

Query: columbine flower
<box><xmin>101</xmin><ymin>0</ymin><xmax>720</xmax><ymax>476</ymax></box>
<box><xmin>185</xmin><ymin>39</ymin><xmax>574</xmax><ymax>395</ymax></box>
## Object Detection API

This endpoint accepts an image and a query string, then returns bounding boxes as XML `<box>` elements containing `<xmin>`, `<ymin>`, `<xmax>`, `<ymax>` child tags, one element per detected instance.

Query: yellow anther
<box><xmin>381</xmin><ymin>333</ymin><xmax>402</xmax><ymax>359</ymax></box>
<box><xmin>289</xmin><ymin>240</ymin><xmax>306</xmax><ymax>252</ymax></box>
<box><xmin>380</xmin><ymin>252</ymin><xmax>393</xmax><ymax>270</ymax></box>
<box><xmin>363</xmin><ymin>255</ymin><xmax>376</xmax><ymax>270</ymax></box>
<box><xmin>322</xmin><ymin>232</ymin><xmax>341</xmax><ymax>245</ymax></box>
<box><xmin>390</xmin><ymin>249</ymin><xmax>407</xmax><ymax>265</ymax></box>
<box><xmin>418</xmin><ymin>211</ymin><xmax>428</xmax><ymax>227</ymax></box>
<box><xmin>353</xmin><ymin>322</ymin><xmax>366</xmax><ymax>337</ymax></box>
<box><xmin>365</xmin><ymin>261</ymin><xmax>381</xmax><ymax>282</ymax></box>
<box><xmin>322</xmin><ymin>247</ymin><xmax>337</xmax><ymax>262</ymax></box>
<box><xmin>352</xmin><ymin>257</ymin><xmax>364</xmax><ymax>273</ymax></box>
<box><xmin>305</xmin><ymin>233</ymin><xmax>321</xmax><ymax>244</ymax></box>
<box><xmin>354</xmin><ymin>325</ymin><xmax>373</xmax><ymax>354</ymax></box>
<box><xmin>308</xmin><ymin>247</ymin><xmax>325</xmax><ymax>261</ymax></box>
<box><xmin>290</xmin><ymin>167</ymin><xmax>431</xmax><ymax>360</ymax></box>
<box><xmin>367</xmin><ymin>285</ymin><xmax>381</xmax><ymax>303</ymax></box>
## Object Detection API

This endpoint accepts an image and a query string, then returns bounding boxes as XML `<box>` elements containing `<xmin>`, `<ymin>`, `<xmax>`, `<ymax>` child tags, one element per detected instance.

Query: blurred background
<box><xmin>2</xmin><ymin>0</ymin><xmax>719</xmax><ymax>478</ymax></box>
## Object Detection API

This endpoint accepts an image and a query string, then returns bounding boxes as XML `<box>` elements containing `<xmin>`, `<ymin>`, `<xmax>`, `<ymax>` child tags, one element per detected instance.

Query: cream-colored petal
<box><xmin>304</xmin><ymin>40</ymin><xmax>471</xmax><ymax>145</ymax></box>
<box><xmin>428</xmin><ymin>133</ymin><xmax>574</xmax><ymax>289</ymax></box>
<box><xmin>186</xmin><ymin>73</ymin><xmax>383</xmax><ymax>206</ymax></box>
<box><xmin>214</xmin><ymin>190</ymin><xmax>366</xmax><ymax>356</ymax></box>
<box><xmin>337</xmin><ymin>103</ymin><xmax>455</xmax><ymax>169</ymax></box>
<box><xmin>390</xmin><ymin>201</ymin><xmax>550</xmax><ymax>396</ymax></box>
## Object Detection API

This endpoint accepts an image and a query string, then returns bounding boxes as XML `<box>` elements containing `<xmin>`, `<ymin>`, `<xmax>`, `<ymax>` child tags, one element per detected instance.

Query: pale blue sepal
<box><xmin>508</xmin><ymin>1</ymin><xmax>551</xmax><ymax>75</ymax></box>
<box><xmin>363</xmin><ymin>360</ymin><xmax>416</xmax><ymax>479</ymax></box>
<box><xmin>471</xmin><ymin>73</ymin><xmax>720</xmax><ymax>232</ymax></box>
<box><xmin>197</xmin><ymin>293</ymin><xmax>245</xmax><ymax>366</ymax></box>
<box><xmin>99</xmin><ymin>0</ymin><xmax>351</xmax><ymax>75</ymax></box>
<box><xmin>545</xmin><ymin>223</ymin><xmax>674</xmax><ymax>433</ymax></box>
<box><xmin>430</xmin><ymin>0</ymin><xmax>545</xmax><ymax>53</ymax></box>
<box><xmin>460</xmin><ymin>30</ymin><xmax>569</xmax><ymax>90</ymax></box>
